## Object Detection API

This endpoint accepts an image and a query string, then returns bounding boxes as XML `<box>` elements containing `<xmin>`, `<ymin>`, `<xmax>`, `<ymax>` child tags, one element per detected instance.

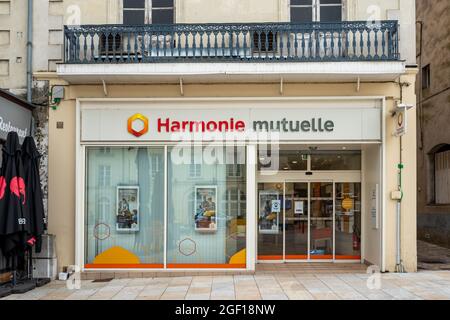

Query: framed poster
<box><xmin>259</xmin><ymin>191</ymin><xmax>280</xmax><ymax>235</ymax></box>
<box><xmin>194</xmin><ymin>186</ymin><xmax>218</xmax><ymax>232</ymax></box>
<box><xmin>116</xmin><ymin>186</ymin><xmax>140</xmax><ymax>232</ymax></box>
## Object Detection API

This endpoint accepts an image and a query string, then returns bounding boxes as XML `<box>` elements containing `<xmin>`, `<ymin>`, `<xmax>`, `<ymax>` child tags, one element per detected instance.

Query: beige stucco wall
<box><xmin>0</xmin><ymin>0</ymin><xmax>63</xmax><ymax>92</ymax></box>
<box><xmin>44</xmin><ymin>76</ymin><xmax>417</xmax><ymax>272</ymax></box>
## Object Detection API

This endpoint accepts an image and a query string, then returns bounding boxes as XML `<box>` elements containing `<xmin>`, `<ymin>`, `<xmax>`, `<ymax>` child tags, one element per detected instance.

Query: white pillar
<box><xmin>246</xmin><ymin>144</ymin><xmax>257</xmax><ymax>271</ymax></box>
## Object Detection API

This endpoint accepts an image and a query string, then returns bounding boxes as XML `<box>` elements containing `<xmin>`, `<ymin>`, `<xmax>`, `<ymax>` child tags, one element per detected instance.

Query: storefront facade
<box><xmin>46</xmin><ymin>90</ymin><xmax>417</xmax><ymax>274</ymax></box>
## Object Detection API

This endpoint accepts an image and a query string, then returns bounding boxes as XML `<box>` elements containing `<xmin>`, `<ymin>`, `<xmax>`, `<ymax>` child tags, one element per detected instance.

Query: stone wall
<box><xmin>416</xmin><ymin>0</ymin><xmax>450</xmax><ymax>249</ymax></box>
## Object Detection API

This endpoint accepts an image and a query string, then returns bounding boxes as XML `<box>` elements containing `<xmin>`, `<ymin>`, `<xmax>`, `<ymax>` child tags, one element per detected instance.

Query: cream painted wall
<box><xmin>47</xmin><ymin>93</ymin><xmax>76</xmax><ymax>273</ymax></box>
<box><xmin>177</xmin><ymin>0</ymin><xmax>283</xmax><ymax>23</ymax></box>
<box><xmin>43</xmin><ymin>79</ymin><xmax>417</xmax><ymax>272</ymax></box>
<box><xmin>362</xmin><ymin>144</ymin><xmax>382</xmax><ymax>267</ymax></box>
<box><xmin>383</xmin><ymin>72</ymin><xmax>417</xmax><ymax>272</ymax></box>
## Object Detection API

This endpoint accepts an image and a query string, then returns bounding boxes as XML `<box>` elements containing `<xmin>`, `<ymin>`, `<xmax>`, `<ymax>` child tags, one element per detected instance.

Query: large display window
<box><xmin>167</xmin><ymin>146</ymin><xmax>247</xmax><ymax>268</ymax></box>
<box><xmin>85</xmin><ymin>147</ymin><xmax>165</xmax><ymax>268</ymax></box>
<box><xmin>84</xmin><ymin>145</ymin><xmax>247</xmax><ymax>269</ymax></box>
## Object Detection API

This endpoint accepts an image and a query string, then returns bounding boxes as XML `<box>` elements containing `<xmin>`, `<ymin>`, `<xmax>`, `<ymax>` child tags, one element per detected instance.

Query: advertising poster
<box><xmin>195</xmin><ymin>186</ymin><xmax>218</xmax><ymax>232</ymax></box>
<box><xmin>116</xmin><ymin>186</ymin><xmax>140</xmax><ymax>232</ymax></box>
<box><xmin>259</xmin><ymin>191</ymin><xmax>280</xmax><ymax>234</ymax></box>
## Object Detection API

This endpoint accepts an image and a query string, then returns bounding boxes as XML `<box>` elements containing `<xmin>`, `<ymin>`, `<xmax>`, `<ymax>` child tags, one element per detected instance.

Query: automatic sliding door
<box><xmin>257</xmin><ymin>183</ymin><xmax>284</xmax><ymax>261</ymax></box>
<box><xmin>309</xmin><ymin>182</ymin><xmax>334</xmax><ymax>260</ymax></box>
<box><xmin>285</xmin><ymin>182</ymin><xmax>308</xmax><ymax>260</ymax></box>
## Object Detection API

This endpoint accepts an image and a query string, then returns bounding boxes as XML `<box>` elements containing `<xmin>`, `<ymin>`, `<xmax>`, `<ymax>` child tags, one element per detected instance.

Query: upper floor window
<box><xmin>123</xmin><ymin>0</ymin><xmax>174</xmax><ymax>25</ymax></box>
<box><xmin>429</xmin><ymin>145</ymin><xmax>450</xmax><ymax>205</ymax></box>
<box><xmin>123</xmin><ymin>0</ymin><xmax>146</xmax><ymax>25</ymax></box>
<box><xmin>152</xmin><ymin>0</ymin><xmax>174</xmax><ymax>24</ymax></box>
<box><xmin>422</xmin><ymin>64</ymin><xmax>431</xmax><ymax>90</ymax></box>
<box><xmin>290</xmin><ymin>0</ymin><xmax>343</xmax><ymax>23</ymax></box>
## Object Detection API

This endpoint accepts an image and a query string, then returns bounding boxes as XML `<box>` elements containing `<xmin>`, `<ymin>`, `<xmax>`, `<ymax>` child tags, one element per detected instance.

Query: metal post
<box><xmin>26</xmin><ymin>0</ymin><xmax>33</xmax><ymax>103</ymax></box>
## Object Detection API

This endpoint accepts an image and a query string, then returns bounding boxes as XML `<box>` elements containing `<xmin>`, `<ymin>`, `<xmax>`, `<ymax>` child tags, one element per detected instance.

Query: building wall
<box><xmin>0</xmin><ymin>0</ymin><xmax>63</xmax><ymax>91</ymax></box>
<box><xmin>60</xmin><ymin>0</ymin><xmax>416</xmax><ymax>65</ymax></box>
<box><xmin>416</xmin><ymin>0</ymin><xmax>450</xmax><ymax>248</ymax></box>
<box><xmin>43</xmin><ymin>79</ymin><xmax>417</xmax><ymax>272</ymax></box>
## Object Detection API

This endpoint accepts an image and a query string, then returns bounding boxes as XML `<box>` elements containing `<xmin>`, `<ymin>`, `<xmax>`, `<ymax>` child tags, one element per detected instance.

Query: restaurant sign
<box><xmin>0</xmin><ymin>95</ymin><xmax>32</xmax><ymax>142</ymax></box>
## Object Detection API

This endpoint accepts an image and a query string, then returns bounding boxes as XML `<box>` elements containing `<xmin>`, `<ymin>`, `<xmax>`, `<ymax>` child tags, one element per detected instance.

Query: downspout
<box><xmin>26</xmin><ymin>0</ymin><xmax>33</xmax><ymax>103</ymax></box>
<box><xmin>395</xmin><ymin>81</ymin><xmax>406</xmax><ymax>273</ymax></box>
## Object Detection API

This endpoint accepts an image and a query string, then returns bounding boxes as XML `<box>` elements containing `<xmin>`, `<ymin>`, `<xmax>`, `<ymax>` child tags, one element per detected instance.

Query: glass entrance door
<box><xmin>309</xmin><ymin>182</ymin><xmax>334</xmax><ymax>260</ymax></box>
<box><xmin>284</xmin><ymin>183</ymin><xmax>308</xmax><ymax>260</ymax></box>
<box><xmin>258</xmin><ymin>181</ymin><xmax>334</xmax><ymax>262</ymax></box>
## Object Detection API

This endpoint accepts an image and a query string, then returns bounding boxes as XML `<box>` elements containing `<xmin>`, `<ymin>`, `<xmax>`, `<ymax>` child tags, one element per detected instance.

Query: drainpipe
<box><xmin>395</xmin><ymin>81</ymin><xmax>406</xmax><ymax>273</ymax></box>
<box><xmin>26</xmin><ymin>0</ymin><xmax>33</xmax><ymax>103</ymax></box>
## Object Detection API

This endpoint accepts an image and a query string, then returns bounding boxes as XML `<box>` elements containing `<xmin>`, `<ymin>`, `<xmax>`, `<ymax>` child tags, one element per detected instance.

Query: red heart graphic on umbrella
<box><xmin>10</xmin><ymin>177</ymin><xmax>26</xmax><ymax>204</ymax></box>
<box><xmin>0</xmin><ymin>176</ymin><xmax>5</xmax><ymax>200</ymax></box>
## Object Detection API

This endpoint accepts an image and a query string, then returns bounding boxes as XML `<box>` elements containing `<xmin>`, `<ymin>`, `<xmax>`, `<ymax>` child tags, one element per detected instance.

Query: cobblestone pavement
<box><xmin>417</xmin><ymin>240</ymin><xmax>450</xmax><ymax>271</ymax></box>
<box><xmin>2</xmin><ymin>266</ymin><xmax>450</xmax><ymax>300</ymax></box>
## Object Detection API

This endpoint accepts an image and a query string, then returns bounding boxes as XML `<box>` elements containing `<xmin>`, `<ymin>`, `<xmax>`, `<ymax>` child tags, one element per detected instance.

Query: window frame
<box><xmin>121</xmin><ymin>0</ymin><xmax>175</xmax><ymax>25</ymax></box>
<box><xmin>422</xmin><ymin>64</ymin><xmax>431</xmax><ymax>90</ymax></box>
<box><xmin>289</xmin><ymin>0</ymin><xmax>345</xmax><ymax>23</ymax></box>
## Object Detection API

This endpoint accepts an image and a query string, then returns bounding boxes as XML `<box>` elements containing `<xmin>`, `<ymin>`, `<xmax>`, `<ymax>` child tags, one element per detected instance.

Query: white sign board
<box><xmin>271</xmin><ymin>200</ymin><xmax>281</xmax><ymax>213</ymax></box>
<box><xmin>294</xmin><ymin>201</ymin><xmax>304</xmax><ymax>215</ymax></box>
<box><xmin>80</xmin><ymin>99</ymin><xmax>382</xmax><ymax>142</ymax></box>
<box><xmin>395</xmin><ymin>107</ymin><xmax>407</xmax><ymax>137</ymax></box>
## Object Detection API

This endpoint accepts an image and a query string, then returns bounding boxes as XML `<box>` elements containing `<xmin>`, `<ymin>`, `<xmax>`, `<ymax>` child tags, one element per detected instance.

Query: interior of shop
<box><xmin>257</xmin><ymin>144</ymin><xmax>382</xmax><ymax>265</ymax></box>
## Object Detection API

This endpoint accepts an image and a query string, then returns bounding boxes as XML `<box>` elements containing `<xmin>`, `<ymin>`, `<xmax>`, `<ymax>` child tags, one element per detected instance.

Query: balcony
<box><xmin>64</xmin><ymin>21</ymin><xmax>399</xmax><ymax>63</ymax></box>
<box><xmin>59</xmin><ymin>21</ymin><xmax>404</xmax><ymax>84</ymax></box>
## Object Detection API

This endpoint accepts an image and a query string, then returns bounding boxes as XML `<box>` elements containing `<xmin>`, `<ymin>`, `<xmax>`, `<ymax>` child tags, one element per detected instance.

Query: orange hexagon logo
<box><xmin>127</xmin><ymin>113</ymin><xmax>149</xmax><ymax>137</ymax></box>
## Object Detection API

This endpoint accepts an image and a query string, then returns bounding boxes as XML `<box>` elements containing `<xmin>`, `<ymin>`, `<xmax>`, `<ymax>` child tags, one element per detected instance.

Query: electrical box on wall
<box><xmin>391</xmin><ymin>191</ymin><xmax>402</xmax><ymax>200</ymax></box>
<box><xmin>52</xmin><ymin>86</ymin><xmax>64</xmax><ymax>100</ymax></box>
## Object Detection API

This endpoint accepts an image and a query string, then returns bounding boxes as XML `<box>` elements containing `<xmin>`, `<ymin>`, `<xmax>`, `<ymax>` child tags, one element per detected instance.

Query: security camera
<box><xmin>396</xmin><ymin>103</ymin><xmax>415</xmax><ymax>111</ymax></box>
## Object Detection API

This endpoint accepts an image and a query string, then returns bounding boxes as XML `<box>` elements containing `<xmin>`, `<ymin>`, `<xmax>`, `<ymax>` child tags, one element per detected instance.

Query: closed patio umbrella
<box><xmin>0</xmin><ymin>132</ymin><xmax>31</xmax><ymax>256</ymax></box>
<box><xmin>0</xmin><ymin>132</ymin><xmax>35</xmax><ymax>293</ymax></box>
<box><xmin>21</xmin><ymin>136</ymin><xmax>46</xmax><ymax>253</ymax></box>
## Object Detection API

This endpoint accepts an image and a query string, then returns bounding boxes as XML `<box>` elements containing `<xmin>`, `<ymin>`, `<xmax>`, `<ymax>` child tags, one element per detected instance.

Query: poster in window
<box><xmin>194</xmin><ymin>186</ymin><xmax>218</xmax><ymax>232</ymax></box>
<box><xmin>116</xmin><ymin>186</ymin><xmax>140</xmax><ymax>232</ymax></box>
<box><xmin>294</xmin><ymin>201</ymin><xmax>304</xmax><ymax>215</ymax></box>
<box><xmin>259</xmin><ymin>191</ymin><xmax>280</xmax><ymax>235</ymax></box>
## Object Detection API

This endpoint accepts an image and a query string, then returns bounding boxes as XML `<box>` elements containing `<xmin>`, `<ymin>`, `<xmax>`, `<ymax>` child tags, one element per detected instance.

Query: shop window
<box><xmin>85</xmin><ymin>147</ymin><xmax>165</xmax><ymax>267</ymax></box>
<box><xmin>227</xmin><ymin>164</ymin><xmax>242</xmax><ymax>177</ymax></box>
<box><xmin>167</xmin><ymin>146</ymin><xmax>247</xmax><ymax>268</ymax></box>
<box><xmin>335</xmin><ymin>183</ymin><xmax>361</xmax><ymax>259</ymax></box>
<box><xmin>311</xmin><ymin>151</ymin><xmax>361</xmax><ymax>171</ymax></box>
<box><xmin>422</xmin><ymin>64</ymin><xmax>431</xmax><ymax>90</ymax></box>
<box><xmin>98</xmin><ymin>165</ymin><xmax>111</xmax><ymax>187</ymax></box>
<box><xmin>290</xmin><ymin>0</ymin><xmax>342</xmax><ymax>23</ymax></box>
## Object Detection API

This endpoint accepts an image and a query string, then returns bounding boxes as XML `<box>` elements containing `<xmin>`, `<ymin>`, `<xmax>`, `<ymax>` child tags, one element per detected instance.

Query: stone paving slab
<box><xmin>2</xmin><ymin>267</ymin><xmax>450</xmax><ymax>300</ymax></box>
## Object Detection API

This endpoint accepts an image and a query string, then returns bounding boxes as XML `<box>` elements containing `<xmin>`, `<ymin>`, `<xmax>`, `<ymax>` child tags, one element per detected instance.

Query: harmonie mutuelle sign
<box><xmin>81</xmin><ymin>100</ymin><xmax>382</xmax><ymax>142</ymax></box>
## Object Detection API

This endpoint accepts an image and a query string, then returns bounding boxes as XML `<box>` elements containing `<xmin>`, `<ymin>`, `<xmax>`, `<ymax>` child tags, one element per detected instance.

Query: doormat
<box><xmin>92</xmin><ymin>278</ymin><xmax>113</xmax><ymax>283</ymax></box>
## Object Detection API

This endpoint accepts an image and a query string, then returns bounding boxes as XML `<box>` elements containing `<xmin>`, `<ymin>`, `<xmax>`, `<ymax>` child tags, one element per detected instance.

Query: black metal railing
<box><xmin>64</xmin><ymin>21</ymin><xmax>399</xmax><ymax>64</ymax></box>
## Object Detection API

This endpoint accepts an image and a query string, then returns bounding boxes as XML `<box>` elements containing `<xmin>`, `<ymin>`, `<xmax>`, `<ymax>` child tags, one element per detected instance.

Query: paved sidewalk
<box><xmin>418</xmin><ymin>240</ymin><xmax>450</xmax><ymax>271</ymax></box>
<box><xmin>2</xmin><ymin>267</ymin><xmax>450</xmax><ymax>300</ymax></box>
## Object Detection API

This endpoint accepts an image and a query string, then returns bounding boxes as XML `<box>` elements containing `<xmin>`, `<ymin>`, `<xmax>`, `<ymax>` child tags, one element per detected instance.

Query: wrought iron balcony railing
<box><xmin>64</xmin><ymin>21</ymin><xmax>399</xmax><ymax>64</ymax></box>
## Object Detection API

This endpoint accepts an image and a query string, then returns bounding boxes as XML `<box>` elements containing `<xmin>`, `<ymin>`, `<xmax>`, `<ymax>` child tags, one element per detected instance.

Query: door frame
<box><xmin>257</xmin><ymin>173</ymin><xmax>361</xmax><ymax>264</ymax></box>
